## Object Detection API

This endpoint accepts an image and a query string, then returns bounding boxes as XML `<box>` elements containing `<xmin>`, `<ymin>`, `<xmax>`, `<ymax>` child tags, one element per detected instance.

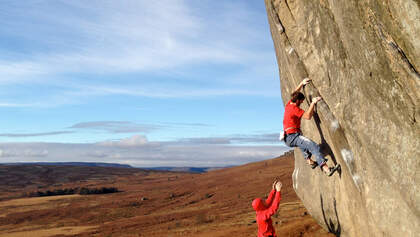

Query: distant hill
<box><xmin>2</xmin><ymin>162</ymin><xmax>230</xmax><ymax>173</ymax></box>
<box><xmin>143</xmin><ymin>166</ymin><xmax>232</xmax><ymax>173</ymax></box>
<box><xmin>0</xmin><ymin>163</ymin><xmax>144</xmax><ymax>198</ymax></box>
<box><xmin>2</xmin><ymin>162</ymin><xmax>132</xmax><ymax>168</ymax></box>
<box><xmin>0</xmin><ymin>151</ymin><xmax>333</xmax><ymax>236</ymax></box>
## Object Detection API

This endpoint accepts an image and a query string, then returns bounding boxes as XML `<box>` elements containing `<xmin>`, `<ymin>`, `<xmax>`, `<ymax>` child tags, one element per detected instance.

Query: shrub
<box><xmin>27</xmin><ymin>187</ymin><xmax>118</xmax><ymax>197</ymax></box>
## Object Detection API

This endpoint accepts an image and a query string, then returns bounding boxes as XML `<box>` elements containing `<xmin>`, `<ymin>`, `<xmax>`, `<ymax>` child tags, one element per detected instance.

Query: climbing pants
<box><xmin>284</xmin><ymin>133</ymin><xmax>327</xmax><ymax>167</ymax></box>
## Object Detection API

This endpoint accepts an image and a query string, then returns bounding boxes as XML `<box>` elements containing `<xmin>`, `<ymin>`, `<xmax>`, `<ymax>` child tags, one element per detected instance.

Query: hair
<box><xmin>291</xmin><ymin>92</ymin><xmax>305</xmax><ymax>102</ymax></box>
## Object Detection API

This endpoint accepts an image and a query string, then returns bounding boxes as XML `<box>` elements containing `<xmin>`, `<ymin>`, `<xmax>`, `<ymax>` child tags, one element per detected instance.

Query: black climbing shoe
<box><xmin>311</xmin><ymin>162</ymin><xmax>318</xmax><ymax>169</ymax></box>
<box><xmin>326</xmin><ymin>164</ymin><xmax>340</xmax><ymax>177</ymax></box>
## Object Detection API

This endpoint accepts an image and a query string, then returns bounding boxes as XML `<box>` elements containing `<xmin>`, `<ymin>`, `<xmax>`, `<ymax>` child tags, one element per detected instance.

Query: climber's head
<box><xmin>291</xmin><ymin>91</ymin><xmax>305</xmax><ymax>105</ymax></box>
<box><xmin>252</xmin><ymin>198</ymin><xmax>267</xmax><ymax>211</ymax></box>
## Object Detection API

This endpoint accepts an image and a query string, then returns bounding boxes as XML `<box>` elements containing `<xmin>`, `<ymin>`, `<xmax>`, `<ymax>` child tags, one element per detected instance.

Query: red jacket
<box><xmin>283</xmin><ymin>100</ymin><xmax>304</xmax><ymax>134</ymax></box>
<box><xmin>252</xmin><ymin>189</ymin><xmax>282</xmax><ymax>237</ymax></box>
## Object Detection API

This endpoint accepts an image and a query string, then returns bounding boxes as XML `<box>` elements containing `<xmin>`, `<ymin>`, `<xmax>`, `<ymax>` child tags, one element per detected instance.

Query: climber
<box><xmin>282</xmin><ymin>78</ymin><xmax>339</xmax><ymax>176</ymax></box>
<box><xmin>252</xmin><ymin>180</ymin><xmax>282</xmax><ymax>237</ymax></box>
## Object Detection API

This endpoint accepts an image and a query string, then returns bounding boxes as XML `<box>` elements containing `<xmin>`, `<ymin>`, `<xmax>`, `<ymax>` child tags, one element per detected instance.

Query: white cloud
<box><xmin>0</xmin><ymin>131</ymin><xmax>73</xmax><ymax>137</ymax></box>
<box><xmin>0</xmin><ymin>134</ymin><xmax>291</xmax><ymax>167</ymax></box>
<box><xmin>0</xmin><ymin>148</ymin><xmax>48</xmax><ymax>158</ymax></box>
<box><xmin>0</xmin><ymin>0</ymin><xmax>278</xmax><ymax>104</ymax></box>
<box><xmin>0</xmin><ymin>0</ymin><xmax>243</xmax><ymax>77</ymax></box>
<box><xmin>98</xmin><ymin>135</ymin><xmax>149</xmax><ymax>147</ymax></box>
<box><xmin>0</xmin><ymin>102</ymin><xmax>39</xmax><ymax>108</ymax></box>
<box><xmin>70</xmin><ymin>121</ymin><xmax>161</xmax><ymax>133</ymax></box>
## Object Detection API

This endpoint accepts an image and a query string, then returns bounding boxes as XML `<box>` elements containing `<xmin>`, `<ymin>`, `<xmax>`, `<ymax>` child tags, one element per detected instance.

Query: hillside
<box><xmin>0</xmin><ymin>164</ymin><xmax>147</xmax><ymax>201</ymax></box>
<box><xmin>0</xmin><ymin>152</ymin><xmax>333</xmax><ymax>236</ymax></box>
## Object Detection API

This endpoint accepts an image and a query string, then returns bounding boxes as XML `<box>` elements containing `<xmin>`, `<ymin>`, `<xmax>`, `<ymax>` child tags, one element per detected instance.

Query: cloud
<box><xmin>229</xmin><ymin>133</ymin><xmax>280</xmax><ymax>144</ymax></box>
<box><xmin>0</xmin><ymin>131</ymin><xmax>74</xmax><ymax>137</ymax></box>
<box><xmin>0</xmin><ymin>102</ymin><xmax>41</xmax><ymax>108</ymax></box>
<box><xmin>177</xmin><ymin>133</ymin><xmax>280</xmax><ymax>145</ymax></box>
<box><xmin>0</xmin><ymin>0</ymin><xmax>279</xmax><ymax>108</ymax></box>
<box><xmin>0</xmin><ymin>148</ymin><xmax>48</xmax><ymax>158</ymax></box>
<box><xmin>69</xmin><ymin>121</ymin><xmax>162</xmax><ymax>133</ymax></box>
<box><xmin>163</xmin><ymin>122</ymin><xmax>211</xmax><ymax>127</ymax></box>
<box><xmin>0</xmin><ymin>134</ymin><xmax>291</xmax><ymax>166</ymax></box>
<box><xmin>69</xmin><ymin>121</ymin><xmax>213</xmax><ymax>134</ymax></box>
<box><xmin>61</xmin><ymin>83</ymin><xmax>275</xmax><ymax>99</ymax></box>
<box><xmin>177</xmin><ymin>137</ymin><xmax>231</xmax><ymax>145</ymax></box>
<box><xmin>0</xmin><ymin>0</ymin><xmax>242</xmax><ymax>77</ymax></box>
<box><xmin>98</xmin><ymin>135</ymin><xmax>149</xmax><ymax>147</ymax></box>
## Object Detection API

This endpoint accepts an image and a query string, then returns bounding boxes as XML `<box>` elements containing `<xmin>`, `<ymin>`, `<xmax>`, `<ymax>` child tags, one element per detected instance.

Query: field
<box><xmin>0</xmin><ymin>153</ymin><xmax>333</xmax><ymax>236</ymax></box>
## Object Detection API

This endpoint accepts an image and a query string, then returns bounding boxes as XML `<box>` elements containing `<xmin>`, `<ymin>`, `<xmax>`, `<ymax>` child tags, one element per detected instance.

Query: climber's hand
<box><xmin>312</xmin><ymin>97</ymin><xmax>322</xmax><ymax>104</ymax></box>
<box><xmin>302</xmin><ymin>78</ymin><xmax>311</xmax><ymax>85</ymax></box>
<box><xmin>275</xmin><ymin>181</ymin><xmax>282</xmax><ymax>192</ymax></box>
<box><xmin>272</xmin><ymin>180</ymin><xmax>278</xmax><ymax>190</ymax></box>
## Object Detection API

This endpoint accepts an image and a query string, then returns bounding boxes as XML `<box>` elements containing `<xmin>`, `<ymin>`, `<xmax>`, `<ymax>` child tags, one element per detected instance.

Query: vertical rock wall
<box><xmin>264</xmin><ymin>0</ymin><xmax>420</xmax><ymax>236</ymax></box>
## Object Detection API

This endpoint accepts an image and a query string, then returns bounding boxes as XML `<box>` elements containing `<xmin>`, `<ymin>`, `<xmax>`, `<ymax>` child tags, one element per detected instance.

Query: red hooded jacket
<box><xmin>252</xmin><ymin>189</ymin><xmax>281</xmax><ymax>237</ymax></box>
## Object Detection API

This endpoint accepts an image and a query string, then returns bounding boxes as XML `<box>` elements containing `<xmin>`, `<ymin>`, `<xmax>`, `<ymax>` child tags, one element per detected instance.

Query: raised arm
<box><xmin>265</xmin><ymin>180</ymin><xmax>278</xmax><ymax>206</ymax></box>
<box><xmin>263</xmin><ymin>182</ymin><xmax>282</xmax><ymax>218</ymax></box>
<box><xmin>265</xmin><ymin>189</ymin><xmax>276</xmax><ymax>206</ymax></box>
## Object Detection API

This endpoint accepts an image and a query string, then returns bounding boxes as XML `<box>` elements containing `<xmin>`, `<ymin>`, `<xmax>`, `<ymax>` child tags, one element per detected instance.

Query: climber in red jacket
<box><xmin>282</xmin><ymin>78</ymin><xmax>339</xmax><ymax>176</ymax></box>
<box><xmin>252</xmin><ymin>180</ymin><xmax>282</xmax><ymax>237</ymax></box>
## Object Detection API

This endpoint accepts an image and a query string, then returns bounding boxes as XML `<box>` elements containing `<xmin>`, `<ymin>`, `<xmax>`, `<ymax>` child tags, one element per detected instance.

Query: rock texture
<box><xmin>264</xmin><ymin>0</ymin><xmax>420</xmax><ymax>236</ymax></box>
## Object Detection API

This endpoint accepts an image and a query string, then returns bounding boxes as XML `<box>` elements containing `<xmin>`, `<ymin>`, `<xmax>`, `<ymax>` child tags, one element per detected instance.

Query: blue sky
<box><xmin>0</xmin><ymin>0</ymin><xmax>289</xmax><ymax>166</ymax></box>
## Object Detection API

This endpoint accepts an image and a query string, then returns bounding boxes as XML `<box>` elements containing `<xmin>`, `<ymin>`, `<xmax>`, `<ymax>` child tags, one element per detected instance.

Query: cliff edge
<box><xmin>264</xmin><ymin>0</ymin><xmax>420</xmax><ymax>236</ymax></box>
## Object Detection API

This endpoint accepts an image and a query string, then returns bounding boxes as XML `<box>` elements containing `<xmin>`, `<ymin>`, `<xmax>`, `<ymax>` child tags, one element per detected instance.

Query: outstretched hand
<box><xmin>312</xmin><ymin>96</ymin><xmax>322</xmax><ymax>104</ymax></box>
<box><xmin>302</xmin><ymin>78</ymin><xmax>311</xmax><ymax>85</ymax></box>
<box><xmin>272</xmin><ymin>180</ymin><xmax>278</xmax><ymax>190</ymax></box>
<box><xmin>275</xmin><ymin>181</ymin><xmax>282</xmax><ymax>192</ymax></box>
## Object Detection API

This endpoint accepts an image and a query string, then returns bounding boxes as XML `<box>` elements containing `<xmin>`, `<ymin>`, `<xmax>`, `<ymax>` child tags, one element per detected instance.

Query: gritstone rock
<box><xmin>264</xmin><ymin>0</ymin><xmax>420</xmax><ymax>236</ymax></box>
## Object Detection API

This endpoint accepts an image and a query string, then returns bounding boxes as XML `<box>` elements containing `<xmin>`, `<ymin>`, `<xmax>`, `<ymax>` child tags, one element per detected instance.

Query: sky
<box><xmin>0</xmin><ymin>0</ymin><xmax>290</xmax><ymax>167</ymax></box>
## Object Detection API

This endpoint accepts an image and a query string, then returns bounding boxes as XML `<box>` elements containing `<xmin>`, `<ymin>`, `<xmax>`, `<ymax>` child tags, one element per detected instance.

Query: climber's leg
<box><xmin>292</xmin><ymin>135</ymin><xmax>327</xmax><ymax>167</ymax></box>
<box><xmin>285</xmin><ymin>133</ymin><xmax>317</xmax><ymax>168</ymax></box>
<box><xmin>298</xmin><ymin>147</ymin><xmax>317</xmax><ymax>168</ymax></box>
<box><xmin>284</xmin><ymin>133</ymin><xmax>299</xmax><ymax>147</ymax></box>
<box><xmin>298</xmin><ymin>147</ymin><xmax>312</xmax><ymax>160</ymax></box>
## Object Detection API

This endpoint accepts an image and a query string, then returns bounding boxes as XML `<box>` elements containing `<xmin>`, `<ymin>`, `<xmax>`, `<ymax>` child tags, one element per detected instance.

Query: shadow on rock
<box><xmin>313</xmin><ymin>112</ymin><xmax>342</xmax><ymax>178</ymax></box>
<box><xmin>320</xmin><ymin>194</ymin><xmax>341</xmax><ymax>237</ymax></box>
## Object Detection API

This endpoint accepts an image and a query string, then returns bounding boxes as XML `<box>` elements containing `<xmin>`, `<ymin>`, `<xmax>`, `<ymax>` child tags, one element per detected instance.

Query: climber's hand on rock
<box><xmin>312</xmin><ymin>97</ymin><xmax>322</xmax><ymax>104</ymax></box>
<box><xmin>302</xmin><ymin>78</ymin><xmax>311</xmax><ymax>85</ymax></box>
<box><xmin>275</xmin><ymin>181</ymin><xmax>282</xmax><ymax>192</ymax></box>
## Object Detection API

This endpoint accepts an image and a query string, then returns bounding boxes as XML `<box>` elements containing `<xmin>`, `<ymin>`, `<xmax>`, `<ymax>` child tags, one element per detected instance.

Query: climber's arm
<box><xmin>302</xmin><ymin>97</ymin><xmax>322</xmax><ymax>120</ymax></box>
<box><xmin>263</xmin><ymin>182</ymin><xmax>282</xmax><ymax>218</ymax></box>
<box><xmin>265</xmin><ymin>189</ymin><xmax>276</xmax><ymax>206</ymax></box>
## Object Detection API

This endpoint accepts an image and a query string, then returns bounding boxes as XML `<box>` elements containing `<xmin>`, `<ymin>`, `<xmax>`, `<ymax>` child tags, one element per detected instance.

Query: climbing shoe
<box><xmin>326</xmin><ymin>164</ymin><xmax>340</xmax><ymax>176</ymax></box>
<box><xmin>311</xmin><ymin>162</ymin><xmax>318</xmax><ymax>169</ymax></box>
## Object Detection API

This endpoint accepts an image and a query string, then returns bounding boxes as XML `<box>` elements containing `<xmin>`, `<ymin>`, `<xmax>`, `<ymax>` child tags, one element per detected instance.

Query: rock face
<box><xmin>264</xmin><ymin>0</ymin><xmax>419</xmax><ymax>236</ymax></box>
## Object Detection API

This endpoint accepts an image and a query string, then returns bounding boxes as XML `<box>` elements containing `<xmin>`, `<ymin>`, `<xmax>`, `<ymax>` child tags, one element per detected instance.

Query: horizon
<box><xmin>0</xmin><ymin>0</ymin><xmax>290</xmax><ymax>167</ymax></box>
<box><xmin>1</xmin><ymin>150</ymin><xmax>293</xmax><ymax>168</ymax></box>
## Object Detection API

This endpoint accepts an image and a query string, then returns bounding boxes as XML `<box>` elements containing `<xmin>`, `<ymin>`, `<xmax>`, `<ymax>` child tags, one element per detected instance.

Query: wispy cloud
<box><xmin>67</xmin><ymin>85</ymin><xmax>273</xmax><ymax>99</ymax></box>
<box><xmin>177</xmin><ymin>137</ymin><xmax>231</xmax><ymax>145</ymax></box>
<box><xmin>0</xmin><ymin>131</ymin><xmax>74</xmax><ymax>137</ymax></box>
<box><xmin>97</xmin><ymin>135</ymin><xmax>150</xmax><ymax>147</ymax></box>
<box><xmin>0</xmin><ymin>0</ymin><xmax>243</xmax><ymax>76</ymax></box>
<box><xmin>69</xmin><ymin>121</ymin><xmax>162</xmax><ymax>133</ymax></box>
<box><xmin>177</xmin><ymin>133</ymin><xmax>280</xmax><ymax>145</ymax></box>
<box><xmin>0</xmin><ymin>147</ymin><xmax>48</xmax><ymax>158</ymax></box>
<box><xmin>68</xmin><ymin>121</ymin><xmax>213</xmax><ymax>134</ymax></box>
<box><xmin>0</xmin><ymin>136</ymin><xmax>290</xmax><ymax>166</ymax></box>
<box><xmin>0</xmin><ymin>0</ymin><xmax>278</xmax><ymax>106</ymax></box>
<box><xmin>162</xmin><ymin>122</ymin><xmax>211</xmax><ymax>127</ymax></box>
<box><xmin>0</xmin><ymin>102</ymin><xmax>40</xmax><ymax>108</ymax></box>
